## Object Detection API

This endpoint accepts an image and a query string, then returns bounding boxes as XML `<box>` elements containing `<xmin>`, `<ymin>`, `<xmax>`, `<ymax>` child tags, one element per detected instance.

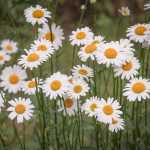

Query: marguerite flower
<box><xmin>7</xmin><ymin>97</ymin><xmax>34</xmax><ymax>123</ymax></box>
<box><xmin>42</xmin><ymin>72</ymin><xmax>70</xmax><ymax>99</ymax></box>
<box><xmin>39</xmin><ymin>23</ymin><xmax>64</xmax><ymax>50</ymax></box>
<box><xmin>114</xmin><ymin>57</ymin><xmax>140</xmax><ymax>80</ymax></box>
<box><xmin>144</xmin><ymin>2</ymin><xmax>150</xmax><ymax>10</ymax></box>
<box><xmin>1</xmin><ymin>39</ymin><xmax>18</xmax><ymax>54</ymax></box>
<box><xmin>108</xmin><ymin>117</ymin><xmax>125</xmax><ymax>132</ymax></box>
<box><xmin>0</xmin><ymin>93</ymin><xmax>5</xmax><ymax>111</ymax></box>
<box><xmin>69</xmin><ymin>27</ymin><xmax>93</xmax><ymax>46</ymax></box>
<box><xmin>91</xmin><ymin>35</ymin><xmax>105</xmax><ymax>46</ymax></box>
<box><xmin>24</xmin><ymin>5</ymin><xmax>51</xmax><ymax>25</ymax></box>
<box><xmin>71</xmin><ymin>64</ymin><xmax>93</xmax><ymax>80</ymax></box>
<box><xmin>81</xmin><ymin>96</ymin><xmax>101</xmax><ymax>117</ymax></box>
<box><xmin>0</xmin><ymin>65</ymin><xmax>27</xmax><ymax>93</ymax></box>
<box><xmin>0</xmin><ymin>51</ymin><xmax>11</xmax><ymax>65</ymax></box>
<box><xmin>123</xmin><ymin>77</ymin><xmax>150</xmax><ymax>101</ymax></box>
<box><xmin>127</xmin><ymin>24</ymin><xmax>150</xmax><ymax>43</ymax></box>
<box><xmin>96</xmin><ymin>97</ymin><xmax>122</xmax><ymax>124</ymax></box>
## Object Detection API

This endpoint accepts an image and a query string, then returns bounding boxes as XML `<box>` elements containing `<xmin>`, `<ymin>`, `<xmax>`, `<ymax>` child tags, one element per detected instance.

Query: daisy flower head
<box><xmin>0</xmin><ymin>65</ymin><xmax>27</xmax><ymax>94</ymax></box>
<box><xmin>123</xmin><ymin>77</ymin><xmax>150</xmax><ymax>101</ymax></box>
<box><xmin>0</xmin><ymin>93</ymin><xmax>5</xmax><ymax>112</ymax></box>
<box><xmin>96</xmin><ymin>41</ymin><xmax>131</xmax><ymax>67</ymax></box>
<box><xmin>69</xmin><ymin>27</ymin><xmax>94</xmax><ymax>46</ymax></box>
<box><xmin>0</xmin><ymin>51</ymin><xmax>11</xmax><ymax>65</ymax></box>
<box><xmin>108</xmin><ymin>117</ymin><xmax>125</xmax><ymax>132</ymax></box>
<box><xmin>118</xmin><ymin>6</ymin><xmax>130</xmax><ymax>16</ymax></box>
<box><xmin>39</xmin><ymin>23</ymin><xmax>64</xmax><ymax>50</ymax></box>
<box><xmin>24</xmin><ymin>5</ymin><xmax>51</xmax><ymax>25</ymax></box>
<box><xmin>144</xmin><ymin>2</ymin><xmax>150</xmax><ymax>10</ymax></box>
<box><xmin>42</xmin><ymin>72</ymin><xmax>70</xmax><ymax>99</ymax></box>
<box><xmin>91</xmin><ymin>35</ymin><xmax>105</xmax><ymax>46</ymax></box>
<box><xmin>18</xmin><ymin>50</ymin><xmax>47</xmax><ymax>70</ymax></box>
<box><xmin>96</xmin><ymin>97</ymin><xmax>122</xmax><ymax>124</ymax></box>
<box><xmin>71</xmin><ymin>64</ymin><xmax>94</xmax><ymax>80</ymax></box>
<box><xmin>58</xmin><ymin>94</ymin><xmax>78</xmax><ymax>116</ymax></box>
<box><xmin>127</xmin><ymin>24</ymin><xmax>150</xmax><ymax>43</ymax></box>
<box><xmin>81</xmin><ymin>96</ymin><xmax>101</xmax><ymax>117</ymax></box>
<box><xmin>67</xmin><ymin>79</ymin><xmax>89</xmax><ymax>100</ymax></box>
<box><xmin>7</xmin><ymin>97</ymin><xmax>34</xmax><ymax>123</ymax></box>
<box><xmin>114</xmin><ymin>57</ymin><xmax>140</xmax><ymax>80</ymax></box>
<box><xmin>1</xmin><ymin>39</ymin><xmax>18</xmax><ymax>54</ymax></box>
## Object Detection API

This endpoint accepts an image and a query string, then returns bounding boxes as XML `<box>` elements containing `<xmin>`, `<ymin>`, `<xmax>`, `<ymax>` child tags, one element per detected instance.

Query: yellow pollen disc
<box><xmin>73</xmin><ymin>85</ymin><xmax>82</xmax><ymax>93</ymax></box>
<box><xmin>32</xmin><ymin>9</ymin><xmax>44</xmax><ymax>18</ymax></box>
<box><xmin>15</xmin><ymin>104</ymin><xmax>26</xmax><ymax>114</ymax></box>
<box><xmin>132</xmin><ymin>82</ymin><xmax>145</xmax><ymax>93</ymax></box>
<box><xmin>122</xmin><ymin>61</ymin><xmax>132</xmax><ymax>71</ymax></box>
<box><xmin>27</xmin><ymin>53</ymin><xmax>39</xmax><ymax>62</ymax></box>
<box><xmin>0</xmin><ymin>55</ymin><xmax>4</xmax><ymax>61</ymax></box>
<box><xmin>79</xmin><ymin>69</ymin><xmax>88</xmax><ymax>75</ymax></box>
<box><xmin>90</xmin><ymin>103</ymin><xmax>97</xmax><ymax>111</ymax></box>
<box><xmin>64</xmin><ymin>98</ymin><xmax>73</xmax><ymax>108</ymax></box>
<box><xmin>9</xmin><ymin>74</ymin><xmax>20</xmax><ymax>84</ymax></box>
<box><xmin>44</xmin><ymin>32</ymin><xmax>55</xmax><ymax>42</ymax></box>
<box><xmin>103</xmin><ymin>105</ymin><xmax>113</xmax><ymax>115</ymax></box>
<box><xmin>76</xmin><ymin>32</ymin><xmax>86</xmax><ymax>40</ymax></box>
<box><xmin>37</xmin><ymin>44</ymin><xmax>47</xmax><ymax>51</ymax></box>
<box><xmin>104</xmin><ymin>48</ymin><xmax>117</xmax><ymax>59</ymax></box>
<box><xmin>6</xmin><ymin>45</ymin><xmax>13</xmax><ymax>51</ymax></box>
<box><xmin>50</xmin><ymin>80</ymin><xmax>62</xmax><ymax>91</ymax></box>
<box><xmin>28</xmin><ymin>81</ymin><xmax>36</xmax><ymax>88</ymax></box>
<box><xmin>85</xmin><ymin>44</ymin><xmax>97</xmax><ymax>54</ymax></box>
<box><xmin>135</xmin><ymin>26</ymin><xmax>146</xmax><ymax>35</ymax></box>
<box><xmin>112</xmin><ymin>118</ymin><xmax>118</xmax><ymax>124</ymax></box>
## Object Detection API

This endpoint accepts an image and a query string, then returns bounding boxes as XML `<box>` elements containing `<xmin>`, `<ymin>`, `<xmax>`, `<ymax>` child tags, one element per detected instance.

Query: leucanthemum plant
<box><xmin>0</xmin><ymin>51</ymin><xmax>11</xmax><ymax>65</ymax></box>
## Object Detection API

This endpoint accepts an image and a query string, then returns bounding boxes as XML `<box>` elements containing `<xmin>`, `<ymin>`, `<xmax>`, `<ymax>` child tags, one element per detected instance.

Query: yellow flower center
<box><xmin>132</xmin><ymin>82</ymin><xmax>145</xmax><ymax>93</ymax></box>
<box><xmin>28</xmin><ymin>81</ymin><xmax>36</xmax><ymax>88</ymax></box>
<box><xmin>85</xmin><ymin>44</ymin><xmax>97</xmax><ymax>54</ymax></box>
<box><xmin>112</xmin><ymin>118</ymin><xmax>118</xmax><ymax>124</ymax></box>
<box><xmin>44</xmin><ymin>32</ymin><xmax>55</xmax><ymax>42</ymax></box>
<box><xmin>104</xmin><ymin>48</ymin><xmax>117</xmax><ymax>59</ymax></box>
<box><xmin>135</xmin><ymin>26</ymin><xmax>147</xmax><ymax>35</ymax></box>
<box><xmin>64</xmin><ymin>98</ymin><xmax>73</xmax><ymax>108</ymax></box>
<box><xmin>122</xmin><ymin>61</ymin><xmax>132</xmax><ymax>71</ymax></box>
<box><xmin>76</xmin><ymin>32</ymin><xmax>86</xmax><ymax>40</ymax></box>
<box><xmin>27</xmin><ymin>53</ymin><xmax>39</xmax><ymax>62</ymax></box>
<box><xmin>6</xmin><ymin>45</ymin><xmax>13</xmax><ymax>51</ymax></box>
<box><xmin>79</xmin><ymin>69</ymin><xmax>88</xmax><ymax>75</ymax></box>
<box><xmin>73</xmin><ymin>85</ymin><xmax>82</xmax><ymax>93</ymax></box>
<box><xmin>32</xmin><ymin>9</ymin><xmax>44</xmax><ymax>18</ymax></box>
<box><xmin>50</xmin><ymin>80</ymin><xmax>62</xmax><ymax>91</ymax></box>
<box><xmin>0</xmin><ymin>55</ymin><xmax>4</xmax><ymax>61</ymax></box>
<box><xmin>90</xmin><ymin>103</ymin><xmax>97</xmax><ymax>111</ymax></box>
<box><xmin>15</xmin><ymin>104</ymin><xmax>26</xmax><ymax>114</ymax></box>
<box><xmin>37</xmin><ymin>44</ymin><xmax>47</xmax><ymax>51</ymax></box>
<box><xmin>9</xmin><ymin>74</ymin><xmax>20</xmax><ymax>84</ymax></box>
<box><xmin>103</xmin><ymin>105</ymin><xmax>113</xmax><ymax>115</ymax></box>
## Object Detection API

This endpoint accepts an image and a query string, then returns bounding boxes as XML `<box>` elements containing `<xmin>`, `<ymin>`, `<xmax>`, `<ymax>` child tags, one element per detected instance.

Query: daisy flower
<box><xmin>67</xmin><ymin>79</ymin><xmax>89</xmax><ymax>99</ymax></box>
<box><xmin>71</xmin><ymin>64</ymin><xmax>93</xmax><ymax>80</ymax></box>
<box><xmin>0</xmin><ymin>93</ymin><xmax>5</xmax><ymax>111</ymax></box>
<box><xmin>96</xmin><ymin>42</ymin><xmax>131</xmax><ymax>67</ymax></box>
<box><xmin>91</xmin><ymin>35</ymin><xmax>105</xmax><ymax>45</ymax></box>
<box><xmin>69</xmin><ymin>27</ymin><xmax>94</xmax><ymax>46</ymax></box>
<box><xmin>7</xmin><ymin>97</ymin><xmax>34</xmax><ymax>123</ymax></box>
<box><xmin>0</xmin><ymin>65</ymin><xmax>27</xmax><ymax>93</ymax></box>
<box><xmin>58</xmin><ymin>94</ymin><xmax>78</xmax><ymax>116</ymax></box>
<box><xmin>39</xmin><ymin>23</ymin><xmax>64</xmax><ymax>50</ymax></box>
<box><xmin>0</xmin><ymin>51</ymin><xmax>11</xmax><ymax>65</ymax></box>
<box><xmin>108</xmin><ymin>117</ymin><xmax>125</xmax><ymax>132</ymax></box>
<box><xmin>144</xmin><ymin>2</ymin><xmax>150</xmax><ymax>10</ymax></box>
<box><xmin>81</xmin><ymin>96</ymin><xmax>101</xmax><ymax>117</ymax></box>
<box><xmin>127</xmin><ymin>24</ymin><xmax>150</xmax><ymax>43</ymax></box>
<box><xmin>96</xmin><ymin>97</ymin><xmax>122</xmax><ymax>124</ymax></box>
<box><xmin>24</xmin><ymin>5</ymin><xmax>51</xmax><ymax>25</ymax></box>
<box><xmin>1</xmin><ymin>39</ymin><xmax>18</xmax><ymax>54</ymax></box>
<box><xmin>118</xmin><ymin>6</ymin><xmax>130</xmax><ymax>16</ymax></box>
<box><xmin>42</xmin><ymin>72</ymin><xmax>70</xmax><ymax>99</ymax></box>
<box><xmin>18</xmin><ymin>50</ymin><xmax>47</xmax><ymax>70</ymax></box>
<box><xmin>123</xmin><ymin>77</ymin><xmax>150</xmax><ymax>101</ymax></box>
<box><xmin>114</xmin><ymin>57</ymin><xmax>140</xmax><ymax>80</ymax></box>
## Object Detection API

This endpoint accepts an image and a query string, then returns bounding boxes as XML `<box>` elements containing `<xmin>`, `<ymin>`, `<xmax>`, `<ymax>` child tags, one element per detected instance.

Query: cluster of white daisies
<box><xmin>0</xmin><ymin>4</ymin><xmax>149</xmax><ymax>133</ymax></box>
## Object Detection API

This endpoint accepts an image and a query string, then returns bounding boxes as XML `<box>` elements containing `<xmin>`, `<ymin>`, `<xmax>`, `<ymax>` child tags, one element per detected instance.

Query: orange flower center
<box><xmin>85</xmin><ymin>44</ymin><xmax>97</xmax><ymax>54</ymax></box>
<box><xmin>103</xmin><ymin>105</ymin><xmax>113</xmax><ymax>115</ymax></box>
<box><xmin>90</xmin><ymin>103</ymin><xmax>97</xmax><ymax>111</ymax></box>
<box><xmin>79</xmin><ymin>69</ymin><xmax>88</xmax><ymax>75</ymax></box>
<box><xmin>15</xmin><ymin>104</ymin><xmax>26</xmax><ymax>114</ymax></box>
<box><xmin>76</xmin><ymin>32</ymin><xmax>86</xmax><ymax>40</ymax></box>
<box><xmin>104</xmin><ymin>48</ymin><xmax>117</xmax><ymax>59</ymax></box>
<box><xmin>50</xmin><ymin>80</ymin><xmax>62</xmax><ymax>91</ymax></box>
<box><xmin>73</xmin><ymin>85</ymin><xmax>82</xmax><ymax>93</ymax></box>
<box><xmin>135</xmin><ymin>26</ymin><xmax>147</xmax><ymax>35</ymax></box>
<box><xmin>64</xmin><ymin>98</ymin><xmax>73</xmax><ymax>108</ymax></box>
<box><xmin>37</xmin><ymin>44</ymin><xmax>47</xmax><ymax>51</ymax></box>
<box><xmin>9</xmin><ymin>74</ymin><xmax>20</xmax><ymax>84</ymax></box>
<box><xmin>0</xmin><ymin>55</ymin><xmax>4</xmax><ymax>61</ymax></box>
<box><xmin>44</xmin><ymin>32</ymin><xmax>55</xmax><ymax>42</ymax></box>
<box><xmin>27</xmin><ymin>53</ymin><xmax>39</xmax><ymax>62</ymax></box>
<box><xmin>122</xmin><ymin>61</ymin><xmax>132</xmax><ymax>71</ymax></box>
<box><xmin>132</xmin><ymin>82</ymin><xmax>145</xmax><ymax>93</ymax></box>
<box><xmin>32</xmin><ymin>9</ymin><xmax>44</xmax><ymax>18</ymax></box>
<box><xmin>6</xmin><ymin>45</ymin><xmax>13</xmax><ymax>51</ymax></box>
<box><xmin>28</xmin><ymin>81</ymin><xmax>36</xmax><ymax>88</ymax></box>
